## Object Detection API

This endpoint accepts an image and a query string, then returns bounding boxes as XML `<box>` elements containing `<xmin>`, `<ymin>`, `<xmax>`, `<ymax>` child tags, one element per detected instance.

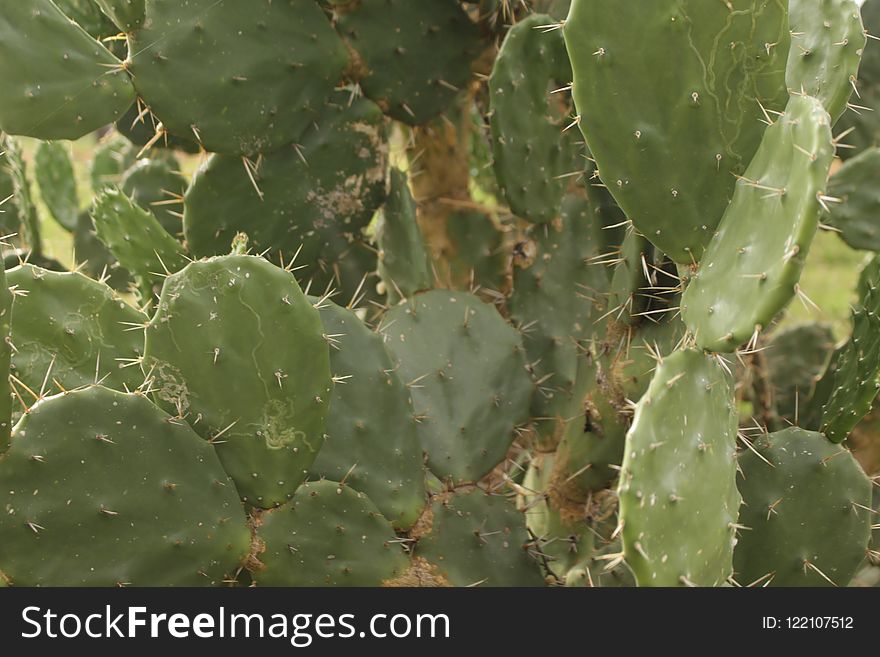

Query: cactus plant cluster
<box><xmin>0</xmin><ymin>0</ymin><xmax>878</xmax><ymax>587</ymax></box>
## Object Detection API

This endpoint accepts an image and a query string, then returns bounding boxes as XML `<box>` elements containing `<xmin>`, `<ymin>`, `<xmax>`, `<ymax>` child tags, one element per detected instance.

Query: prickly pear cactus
<box><xmin>563</xmin><ymin>0</ymin><xmax>790</xmax><ymax>262</ymax></box>
<box><xmin>251</xmin><ymin>481</ymin><xmax>409</xmax><ymax>587</ymax></box>
<box><xmin>824</xmin><ymin>147</ymin><xmax>880</xmax><ymax>251</ymax></box>
<box><xmin>127</xmin><ymin>0</ymin><xmax>349</xmax><ymax>155</ymax></box>
<box><xmin>682</xmin><ymin>95</ymin><xmax>835</xmax><ymax>352</ymax></box>
<box><xmin>1</xmin><ymin>0</ymin><xmax>878</xmax><ymax>590</ymax></box>
<box><xmin>618</xmin><ymin>349</ymin><xmax>739</xmax><ymax>587</ymax></box>
<box><xmin>34</xmin><ymin>141</ymin><xmax>78</xmax><ymax>232</ymax></box>
<box><xmin>382</xmin><ymin>290</ymin><xmax>533</xmax><ymax>484</ymax></box>
<box><xmin>309</xmin><ymin>299</ymin><xmax>427</xmax><ymax>530</ymax></box>
<box><xmin>734</xmin><ymin>428</ymin><xmax>872</xmax><ymax>586</ymax></box>
<box><xmin>0</xmin><ymin>387</ymin><xmax>251</xmax><ymax>586</ymax></box>
<box><xmin>6</xmin><ymin>264</ymin><xmax>147</xmax><ymax>399</ymax></box>
<box><xmin>143</xmin><ymin>254</ymin><xmax>332</xmax><ymax>508</ymax></box>
<box><xmin>0</xmin><ymin>0</ymin><xmax>135</xmax><ymax>140</ymax></box>
<box><xmin>409</xmin><ymin>487</ymin><xmax>545</xmax><ymax>587</ymax></box>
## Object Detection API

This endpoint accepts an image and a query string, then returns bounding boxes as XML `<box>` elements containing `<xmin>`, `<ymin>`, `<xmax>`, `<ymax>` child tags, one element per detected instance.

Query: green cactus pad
<box><xmin>0</xmin><ymin>0</ymin><xmax>135</xmax><ymax>141</ymax></box>
<box><xmin>765</xmin><ymin>323</ymin><xmax>836</xmax><ymax>426</ymax></box>
<box><xmin>375</xmin><ymin>168</ymin><xmax>432</xmax><ymax>303</ymax></box>
<box><xmin>95</xmin><ymin>0</ymin><xmax>144</xmax><ymax>31</ymax></box>
<box><xmin>824</xmin><ymin>147</ymin><xmax>880</xmax><ymax>250</ymax></box>
<box><xmin>734</xmin><ymin>427</ymin><xmax>872</xmax><ymax>586</ymax></box>
<box><xmin>382</xmin><ymin>290</ymin><xmax>533</xmax><ymax>483</ymax></box>
<box><xmin>0</xmin><ymin>386</ymin><xmax>251</xmax><ymax>586</ymax></box>
<box><xmin>74</xmin><ymin>210</ymin><xmax>133</xmax><ymax>292</ymax></box>
<box><xmin>309</xmin><ymin>300</ymin><xmax>426</xmax><ymax>530</ymax></box>
<box><xmin>618</xmin><ymin>349</ymin><xmax>740</xmax><ymax>587</ymax></box>
<box><xmin>563</xmin><ymin>0</ymin><xmax>790</xmax><ymax>263</ymax></box>
<box><xmin>489</xmin><ymin>13</ymin><xmax>579</xmax><ymax>224</ymax></box>
<box><xmin>509</xmin><ymin>194</ymin><xmax>607</xmax><ymax>444</ymax></box>
<box><xmin>91</xmin><ymin>189</ymin><xmax>188</xmax><ymax>299</ymax></box>
<box><xmin>184</xmin><ymin>95</ymin><xmax>387</xmax><ymax>290</ymax></box>
<box><xmin>252</xmin><ymin>481</ymin><xmax>408</xmax><ymax>587</ymax></box>
<box><xmin>143</xmin><ymin>255</ymin><xmax>332</xmax><ymax>508</ymax></box>
<box><xmin>89</xmin><ymin>133</ymin><xmax>138</xmax><ymax>194</ymax></box>
<box><xmin>6</xmin><ymin>264</ymin><xmax>147</xmax><ymax>399</ymax></box>
<box><xmin>1</xmin><ymin>136</ymin><xmax>41</xmax><ymax>255</ymax></box>
<box><xmin>682</xmin><ymin>95</ymin><xmax>835</xmax><ymax>352</ymax></box>
<box><xmin>34</xmin><ymin>142</ymin><xmax>79</xmax><ymax>232</ymax></box>
<box><xmin>834</xmin><ymin>0</ymin><xmax>880</xmax><ymax>158</ymax></box>
<box><xmin>128</xmin><ymin>0</ymin><xmax>348</xmax><ymax>155</ymax></box>
<box><xmin>412</xmin><ymin>488</ymin><xmax>545</xmax><ymax>587</ymax></box>
<box><xmin>120</xmin><ymin>157</ymin><xmax>187</xmax><ymax>237</ymax></box>
<box><xmin>819</xmin><ymin>274</ymin><xmax>880</xmax><ymax>443</ymax></box>
<box><xmin>336</xmin><ymin>0</ymin><xmax>483</xmax><ymax>125</ymax></box>
<box><xmin>787</xmin><ymin>0</ymin><xmax>865</xmax><ymax>124</ymax></box>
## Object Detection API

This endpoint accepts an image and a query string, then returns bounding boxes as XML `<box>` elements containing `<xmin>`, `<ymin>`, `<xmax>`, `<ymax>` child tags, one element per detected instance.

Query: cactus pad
<box><xmin>336</xmin><ymin>0</ymin><xmax>483</xmax><ymax>125</ymax></box>
<box><xmin>0</xmin><ymin>386</ymin><xmax>251</xmax><ymax>586</ymax></box>
<box><xmin>120</xmin><ymin>157</ymin><xmax>187</xmax><ymax>237</ymax></box>
<box><xmin>411</xmin><ymin>487</ymin><xmax>545</xmax><ymax>587</ymax></box>
<box><xmin>90</xmin><ymin>189</ymin><xmax>188</xmax><ymax>299</ymax></box>
<box><xmin>489</xmin><ymin>13</ymin><xmax>579</xmax><ymax>224</ymax></box>
<box><xmin>252</xmin><ymin>481</ymin><xmax>408</xmax><ymax>587</ymax></box>
<box><xmin>309</xmin><ymin>300</ymin><xmax>426</xmax><ymax>530</ymax></box>
<box><xmin>34</xmin><ymin>142</ymin><xmax>79</xmax><ymax>232</ymax></box>
<box><xmin>375</xmin><ymin>168</ymin><xmax>432</xmax><ymax>303</ymax></box>
<box><xmin>734</xmin><ymin>427</ymin><xmax>872</xmax><ymax>586</ymax></box>
<box><xmin>564</xmin><ymin>0</ymin><xmax>790</xmax><ymax>262</ymax></box>
<box><xmin>0</xmin><ymin>0</ymin><xmax>135</xmax><ymax>141</ymax></box>
<box><xmin>824</xmin><ymin>147</ymin><xmax>880</xmax><ymax>251</ymax></box>
<box><xmin>143</xmin><ymin>254</ymin><xmax>332</xmax><ymax>508</ymax></box>
<box><xmin>6</xmin><ymin>264</ymin><xmax>147</xmax><ymax>398</ymax></box>
<box><xmin>618</xmin><ymin>349</ymin><xmax>740</xmax><ymax>586</ymax></box>
<box><xmin>509</xmin><ymin>194</ymin><xmax>607</xmax><ymax>444</ymax></box>
<box><xmin>128</xmin><ymin>0</ymin><xmax>349</xmax><ymax>155</ymax></box>
<box><xmin>819</xmin><ymin>273</ymin><xmax>880</xmax><ymax>443</ymax></box>
<box><xmin>95</xmin><ymin>0</ymin><xmax>144</xmax><ymax>31</ymax></box>
<box><xmin>382</xmin><ymin>290</ymin><xmax>533</xmax><ymax>483</ymax></box>
<box><xmin>682</xmin><ymin>95</ymin><xmax>835</xmax><ymax>352</ymax></box>
<box><xmin>786</xmin><ymin>0</ymin><xmax>865</xmax><ymax>124</ymax></box>
<box><xmin>184</xmin><ymin>95</ymin><xmax>387</xmax><ymax>289</ymax></box>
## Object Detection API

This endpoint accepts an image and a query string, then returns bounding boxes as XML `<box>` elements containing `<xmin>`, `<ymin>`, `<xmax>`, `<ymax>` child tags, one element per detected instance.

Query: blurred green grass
<box><xmin>19</xmin><ymin>136</ymin><xmax>868</xmax><ymax>340</ymax></box>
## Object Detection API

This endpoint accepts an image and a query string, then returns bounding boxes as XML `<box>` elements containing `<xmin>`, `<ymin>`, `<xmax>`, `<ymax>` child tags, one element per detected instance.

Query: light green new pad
<box><xmin>618</xmin><ymin>349</ymin><xmax>740</xmax><ymax>586</ymax></box>
<box><xmin>682</xmin><ymin>95</ymin><xmax>834</xmax><ymax>352</ymax></box>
